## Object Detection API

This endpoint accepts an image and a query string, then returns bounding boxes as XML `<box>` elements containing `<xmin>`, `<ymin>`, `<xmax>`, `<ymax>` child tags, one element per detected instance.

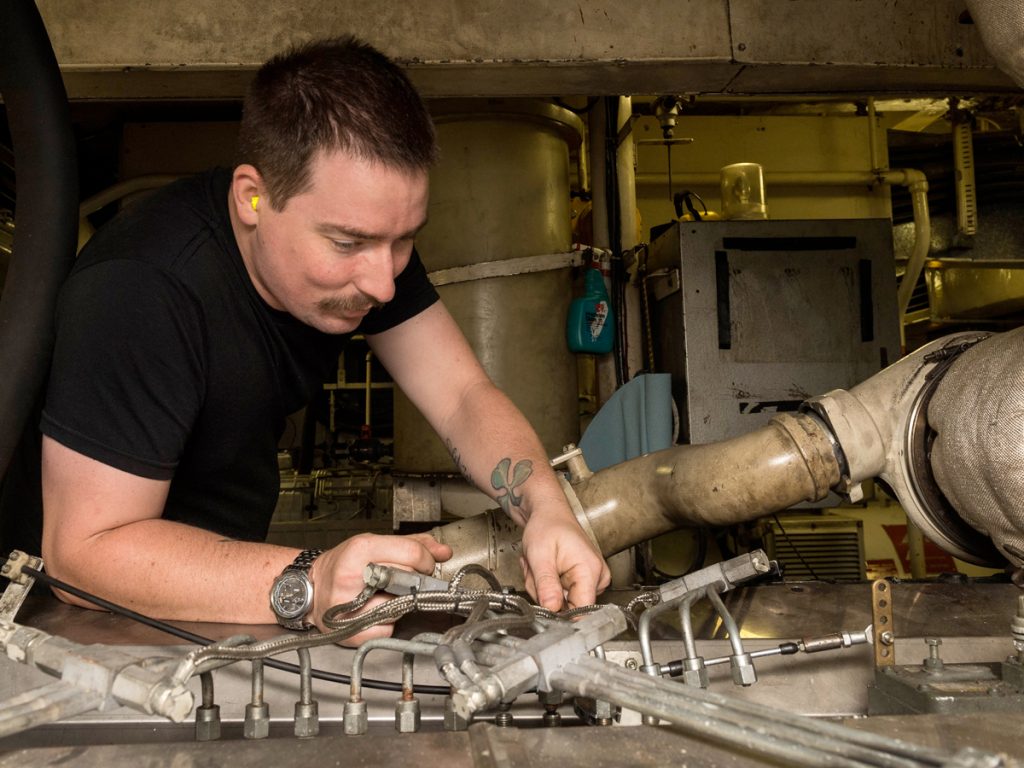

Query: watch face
<box><xmin>271</xmin><ymin>572</ymin><xmax>313</xmax><ymax>620</ymax></box>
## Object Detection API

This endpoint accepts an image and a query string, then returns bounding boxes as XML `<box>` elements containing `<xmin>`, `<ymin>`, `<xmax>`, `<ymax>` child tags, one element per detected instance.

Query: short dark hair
<box><xmin>237</xmin><ymin>36</ymin><xmax>438</xmax><ymax>209</ymax></box>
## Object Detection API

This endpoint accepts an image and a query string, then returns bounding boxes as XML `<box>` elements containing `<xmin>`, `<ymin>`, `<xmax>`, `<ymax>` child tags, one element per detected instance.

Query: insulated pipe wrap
<box><xmin>966</xmin><ymin>0</ymin><xmax>1024</xmax><ymax>88</ymax></box>
<box><xmin>928</xmin><ymin>327</ymin><xmax>1024</xmax><ymax>566</ymax></box>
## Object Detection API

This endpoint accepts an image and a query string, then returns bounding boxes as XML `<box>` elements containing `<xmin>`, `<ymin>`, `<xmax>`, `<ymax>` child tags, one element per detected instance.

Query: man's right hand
<box><xmin>308</xmin><ymin>532</ymin><xmax>452</xmax><ymax>644</ymax></box>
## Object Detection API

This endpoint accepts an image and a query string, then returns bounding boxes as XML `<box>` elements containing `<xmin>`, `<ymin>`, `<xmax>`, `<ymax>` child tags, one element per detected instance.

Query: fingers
<box><xmin>350</xmin><ymin>532</ymin><xmax>447</xmax><ymax>575</ymax></box>
<box><xmin>532</xmin><ymin>565</ymin><xmax>568</xmax><ymax>612</ymax></box>
<box><xmin>332</xmin><ymin>593</ymin><xmax>398</xmax><ymax>646</ymax></box>
<box><xmin>311</xmin><ymin>532</ymin><xmax>451</xmax><ymax>633</ymax></box>
<box><xmin>406</xmin><ymin>531</ymin><xmax>453</xmax><ymax>563</ymax></box>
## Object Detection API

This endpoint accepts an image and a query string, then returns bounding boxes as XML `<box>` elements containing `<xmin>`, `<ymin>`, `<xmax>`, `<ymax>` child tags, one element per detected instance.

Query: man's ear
<box><xmin>231</xmin><ymin>164</ymin><xmax>265</xmax><ymax>226</ymax></box>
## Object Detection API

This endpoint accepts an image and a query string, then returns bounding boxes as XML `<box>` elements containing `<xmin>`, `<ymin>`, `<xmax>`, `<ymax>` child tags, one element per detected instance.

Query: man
<box><xmin>28</xmin><ymin>37</ymin><xmax>609</xmax><ymax>641</ymax></box>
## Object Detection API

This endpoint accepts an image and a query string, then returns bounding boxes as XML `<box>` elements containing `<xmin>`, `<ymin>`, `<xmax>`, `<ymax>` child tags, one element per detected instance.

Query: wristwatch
<box><xmin>269</xmin><ymin>549</ymin><xmax>324</xmax><ymax>630</ymax></box>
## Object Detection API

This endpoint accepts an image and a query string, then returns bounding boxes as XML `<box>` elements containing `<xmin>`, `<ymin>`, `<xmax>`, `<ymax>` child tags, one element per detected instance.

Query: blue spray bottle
<box><xmin>567</xmin><ymin>267</ymin><xmax>615</xmax><ymax>353</ymax></box>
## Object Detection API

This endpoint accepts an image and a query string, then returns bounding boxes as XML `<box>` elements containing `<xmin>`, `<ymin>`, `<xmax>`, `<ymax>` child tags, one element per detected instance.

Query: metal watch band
<box><xmin>285</xmin><ymin>549</ymin><xmax>324</xmax><ymax>573</ymax></box>
<box><xmin>271</xmin><ymin>549</ymin><xmax>325</xmax><ymax>630</ymax></box>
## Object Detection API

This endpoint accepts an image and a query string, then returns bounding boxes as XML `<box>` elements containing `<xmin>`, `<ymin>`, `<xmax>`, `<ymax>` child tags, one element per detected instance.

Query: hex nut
<box><xmin>395</xmin><ymin>698</ymin><xmax>421</xmax><ymax>733</ymax></box>
<box><xmin>537</xmin><ymin>689</ymin><xmax>564</xmax><ymax>707</ymax></box>
<box><xmin>243</xmin><ymin>702</ymin><xmax>270</xmax><ymax>740</ymax></box>
<box><xmin>294</xmin><ymin>701</ymin><xmax>319</xmax><ymax>738</ymax></box>
<box><xmin>443</xmin><ymin>696</ymin><xmax>470</xmax><ymax>731</ymax></box>
<box><xmin>731</xmin><ymin>658</ymin><xmax>757</xmax><ymax>687</ymax></box>
<box><xmin>194</xmin><ymin>705</ymin><xmax>221</xmax><ymax>742</ymax></box>
<box><xmin>593</xmin><ymin>699</ymin><xmax>618</xmax><ymax>725</ymax></box>
<box><xmin>343</xmin><ymin>699</ymin><xmax>368</xmax><ymax>736</ymax></box>
<box><xmin>682</xmin><ymin>667</ymin><xmax>709</xmax><ymax>689</ymax></box>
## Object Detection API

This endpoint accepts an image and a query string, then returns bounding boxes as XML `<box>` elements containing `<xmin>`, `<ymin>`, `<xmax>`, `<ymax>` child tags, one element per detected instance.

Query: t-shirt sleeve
<box><xmin>40</xmin><ymin>260</ymin><xmax>206</xmax><ymax>480</ymax></box>
<box><xmin>357</xmin><ymin>248</ymin><xmax>439</xmax><ymax>335</ymax></box>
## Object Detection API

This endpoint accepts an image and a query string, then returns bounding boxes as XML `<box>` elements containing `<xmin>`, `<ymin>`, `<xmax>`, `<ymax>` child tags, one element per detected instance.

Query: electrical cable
<box><xmin>20</xmin><ymin>564</ymin><xmax>450</xmax><ymax>695</ymax></box>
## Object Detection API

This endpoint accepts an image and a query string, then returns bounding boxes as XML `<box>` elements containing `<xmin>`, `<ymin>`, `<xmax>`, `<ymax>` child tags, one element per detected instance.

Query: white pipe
<box><xmin>887</xmin><ymin>169</ymin><xmax>930</xmax><ymax>322</ymax></box>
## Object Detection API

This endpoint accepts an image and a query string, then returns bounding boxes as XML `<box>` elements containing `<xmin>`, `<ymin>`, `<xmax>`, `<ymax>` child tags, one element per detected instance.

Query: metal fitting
<box><xmin>194</xmin><ymin>704</ymin><xmax>221</xmax><ymax>742</ymax></box>
<box><xmin>493</xmin><ymin>702</ymin><xmax>514</xmax><ymax>727</ymax></box>
<box><xmin>593</xmin><ymin>698</ymin><xmax>617</xmax><ymax>726</ymax></box>
<box><xmin>243</xmin><ymin>702</ymin><xmax>270</xmax><ymax>740</ymax></box>
<box><xmin>395</xmin><ymin>697</ymin><xmax>421</xmax><ymax>733</ymax></box>
<box><xmin>443</xmin><ymin>695</ymin><xmax>471</xmax><ymax>731</ymax></box>
<box><xmin>574</xmin><ymin>695</ymin><xmax>619</xmax><ymax>726</ymax></box>
<box><xmin>923</xmin><ymin>638</ymin><xmax>944</xmax><ymax>672</ymax></box>
<box><xmin>658</xmin><ymin>551</ymin><xmax>773</xmax><ymax>604</ymax></box>
<box><xmin>343</xmin><ymin>699</ymin><xmax>369</xmax><ymax>736</ymax></box>
<box><xmin>364</xmin><ymin>563</ymin><xmax>449</xmax><ymax>595</ymax></box>
<box><xmin>681</xmin><ymin>657</ymin><xmax>709</xmax><ymax>689</ymax></box>
<box><xmin>537</xmin><ymin>689</ymin><xmax>564</xmax><ymax>708</ymax></box>
<box><xmin>294</xmin><ymin>701</ymin><xmax>319</xmax><ymax>738</ymax></box>
<box><xmin>1011</xmin><ymin>595</ymin><xmax>1024</xmax><ymax>655</ymax></box>
<box><xmin>730</xmin><ymin>653</ymin><xmax>757</xmax><ymax>687</ymax></box>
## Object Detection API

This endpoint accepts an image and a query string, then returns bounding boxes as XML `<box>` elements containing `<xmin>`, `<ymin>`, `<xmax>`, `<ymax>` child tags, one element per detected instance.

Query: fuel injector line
<box><xmin>706</xmin><ymin>582</ymin><xmax>747</xmax><ymax>660</ymax></box>
<box><xmin>348</xmin><ymin>638</ymin><xmax>439</xmax><ymax>702</ymax></box>
<box><xmin>678</xmin><ymin>590</ymin><xmax>704</xmax><ymax>663</ymax></box>
<box><xmin>20</xmin><ymin>564</ymin><xmax>451</xmax><ymax>695</ymax></box>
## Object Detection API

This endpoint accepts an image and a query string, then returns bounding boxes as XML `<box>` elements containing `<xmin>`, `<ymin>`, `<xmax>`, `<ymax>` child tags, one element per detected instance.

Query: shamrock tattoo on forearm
<box><xmin>491</xmin><ymin>457</ymin><xmax>534</xmax><ymax>516</ymax></box>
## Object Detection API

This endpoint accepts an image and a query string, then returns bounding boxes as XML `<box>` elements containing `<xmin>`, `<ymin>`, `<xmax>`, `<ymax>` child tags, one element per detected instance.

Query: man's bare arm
<box><xmin>41</xmin><ymin>436</ymin><xmax>449</xmax><ymax>639</ymax></box>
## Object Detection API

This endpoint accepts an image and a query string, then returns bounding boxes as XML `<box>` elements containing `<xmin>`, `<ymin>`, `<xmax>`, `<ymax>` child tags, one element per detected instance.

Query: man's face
<box><xmin>242</xmin><ymin>149</ymin><xmax>430</xmax><ymax>334</ymax></box>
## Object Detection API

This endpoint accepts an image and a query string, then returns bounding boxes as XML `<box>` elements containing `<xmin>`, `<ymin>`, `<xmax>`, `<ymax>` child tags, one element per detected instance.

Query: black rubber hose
<box><xmin>0</xmin><ymin>0</ymin><xmax>79</xmax><ymax>476</ymax></box>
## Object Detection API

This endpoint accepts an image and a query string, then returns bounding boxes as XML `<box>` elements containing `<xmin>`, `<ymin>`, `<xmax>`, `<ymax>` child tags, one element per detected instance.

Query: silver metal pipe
<box><xmin>706</xmin><ymin>583</ymin><xmax>745</xmax><ymax>659</ymax></box>
<box><xmin>297</xmin><ymin>648</ymin><xmax>313</xmax><ymax>706</ymax></box>
<box><xmin>552</xmin><ymin>655</ymin><xmax>953</xmax><ymax>768</ymax></box>
<box><xmin>0</xmin><ymin>681</ymin><xmax>104</xmax><ymax>739</ymax></box>
<box><xmin>349</xmin><ymin>638</ymin><xmax>438</xmax><ymax>701</ymax></box>
<box><xmin>678</xmin><ymin>591</ymin><xmax>702</xmax><ymax>661</ymax></box>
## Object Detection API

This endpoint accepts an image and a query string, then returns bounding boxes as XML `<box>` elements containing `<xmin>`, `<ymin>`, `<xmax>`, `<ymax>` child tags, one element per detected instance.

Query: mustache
<box><xmin>316</xmin><ymin>294</ymin><xmax>385</xmax><ymax>315</ymax></box>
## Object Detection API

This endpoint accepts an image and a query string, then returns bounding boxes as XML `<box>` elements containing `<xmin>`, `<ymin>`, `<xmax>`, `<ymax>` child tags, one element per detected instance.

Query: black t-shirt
<box><xmin>21</xmin><ymin>168</ymin><xmax>438</xmax><ymax>547</ymax></box>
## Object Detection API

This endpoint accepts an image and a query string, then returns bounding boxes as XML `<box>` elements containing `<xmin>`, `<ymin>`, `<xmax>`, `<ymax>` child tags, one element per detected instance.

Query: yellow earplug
<box><xmin>251</xmin><ymin>195</ymin><xmax>260</xmax><ymax>211</ymax></box>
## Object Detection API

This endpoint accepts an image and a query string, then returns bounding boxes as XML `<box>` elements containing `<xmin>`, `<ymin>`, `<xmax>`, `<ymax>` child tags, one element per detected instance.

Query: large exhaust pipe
<box><xmin>431</xmin><ymin>412</ymin><xmax>841</xmax><ymax>586</ymax></box>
